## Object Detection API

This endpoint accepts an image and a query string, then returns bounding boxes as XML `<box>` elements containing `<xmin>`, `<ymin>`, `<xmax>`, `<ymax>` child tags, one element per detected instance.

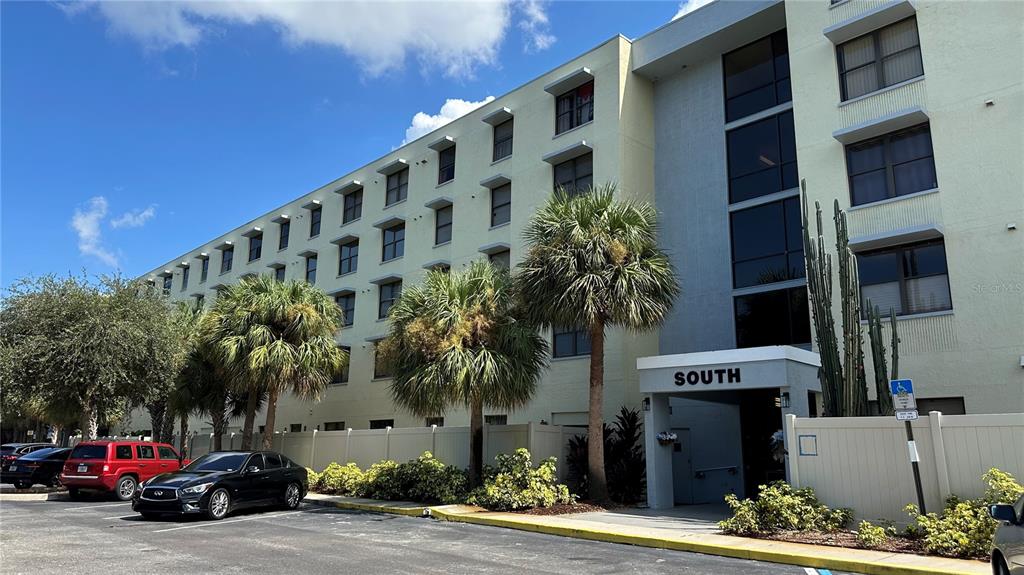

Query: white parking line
<box><xmin>63</xmin><ymin>502</ymin><xmax>131</xmax><ymax>511</ymax></box>
<box><xmin>151</xmin><ymin>510</ymin><xmax>306</xmax><ymax>533</ymax></box>
<box><xmin>102</xmin><ymin>514</ymin><xmax>138</xmax><ymax>520</ymax></box>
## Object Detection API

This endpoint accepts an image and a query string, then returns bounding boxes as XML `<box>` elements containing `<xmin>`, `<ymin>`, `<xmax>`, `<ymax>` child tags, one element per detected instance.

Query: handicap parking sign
<box><xmin>890</xmin><ymin>379</ymin><xmax>917</xmax><ymax>410</ymax></box>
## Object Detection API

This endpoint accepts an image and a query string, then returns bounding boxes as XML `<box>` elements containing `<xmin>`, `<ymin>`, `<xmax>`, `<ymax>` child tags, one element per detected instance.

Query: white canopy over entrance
<box><xmin>637</xmin><ymin>345</ymin><xmax>821</xmax><ymax>509</ymax></box>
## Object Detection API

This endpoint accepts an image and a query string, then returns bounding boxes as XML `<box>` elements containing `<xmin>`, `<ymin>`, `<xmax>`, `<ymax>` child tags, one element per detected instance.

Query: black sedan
<box><xmin>3</xmin><ymin>447</ymin><xmax>71</xmax><ymax>489</ymax></box>
<box><xmin>132</xmin><ymin>451</ymin><xmax>307</xmax><ymax>520</ymax></box>
<box><xmin>1</xmin><ymin>442</ymin><xmax>57</xmax><ymax>472</ymax></box>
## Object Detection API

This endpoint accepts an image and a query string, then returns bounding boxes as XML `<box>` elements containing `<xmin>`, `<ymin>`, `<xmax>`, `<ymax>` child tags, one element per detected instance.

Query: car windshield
<box><xmin>184</xmin><ymin>453</ymin><xmax>248</xmax><ymax>472</ymax></box>
<box><xmin>1</xmin><ymin>445</ymin><xmax>19</xmax><ymax>454</ymax></box>
<box><xmin>70</xmin><ymin>445</ymin><xmax>107</xmax><ymax>459</ymax></box>
<box><xmin>21</xmin><ymin>448</ymin><xmax>61</xmax><ymax>460</ymax></box>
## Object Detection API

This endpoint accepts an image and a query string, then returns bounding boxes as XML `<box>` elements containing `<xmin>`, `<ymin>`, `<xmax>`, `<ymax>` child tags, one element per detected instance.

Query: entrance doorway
<box><xmin>739</xmin><ymin>388</ymin><xmax>784</xmax><ymax>496</ymax></box>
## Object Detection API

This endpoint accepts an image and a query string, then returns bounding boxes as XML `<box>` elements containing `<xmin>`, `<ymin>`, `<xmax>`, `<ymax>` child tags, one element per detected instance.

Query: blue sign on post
<box><xmin>890</xmin><ymin>379</ymin><xmax>917</xmax><ymax>411</ymax></box>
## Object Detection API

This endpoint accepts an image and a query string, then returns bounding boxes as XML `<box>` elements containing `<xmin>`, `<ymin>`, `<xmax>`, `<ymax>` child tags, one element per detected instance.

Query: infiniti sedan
<box><xmin>132</xmin><ymin>451</ymin><xmax>307</xmax><ymax>520</ymax></box>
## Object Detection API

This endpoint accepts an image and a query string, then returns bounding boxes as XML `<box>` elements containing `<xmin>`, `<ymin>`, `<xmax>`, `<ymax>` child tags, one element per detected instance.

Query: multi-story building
<box><xmin>138</xmin><ymin>0</ymin><xmax>1022</xmax><ymax>507</ymax></box>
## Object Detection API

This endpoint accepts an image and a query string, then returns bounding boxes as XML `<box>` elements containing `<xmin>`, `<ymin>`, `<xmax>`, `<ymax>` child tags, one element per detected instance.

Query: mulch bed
<box><xmin>761</xmin><ymin>529</ymin><xmax>927</xmax><ymax>555</ymax></box>
<box><xmin>517</xmin><ymin>502</ymin><xmax>606</xmax><ymax>515</ymax></box>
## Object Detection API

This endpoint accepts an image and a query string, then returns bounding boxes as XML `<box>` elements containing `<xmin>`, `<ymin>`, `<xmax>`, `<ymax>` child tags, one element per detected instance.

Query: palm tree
<box><xmin>204</xmin><ymin>275</ymin><xmax>348</xmax><ymax>450</ymax></box>
<box><xmin>383</xmin><ymin>261</ymin><xmax>548</xmax><ymax>486</ymax></box>
<box><xmin>516</xmin><ymin>183</ymin><xmax>679</xmax><ymax>501</ymax></box>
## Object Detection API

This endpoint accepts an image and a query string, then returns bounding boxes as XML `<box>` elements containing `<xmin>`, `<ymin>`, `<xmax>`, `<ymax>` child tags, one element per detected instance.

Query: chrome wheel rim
<box><xmin>119</xmin><ymin>479</ymin><xmax>135</xmax><ymax>499</ymax></box>
<box><xmin>211</xmin><ymin>491</ymin><xmax>228</xmax><ymax>517</ymax></box>
<box><xmin>285</xmin><ymin>484</ymin><xmax>300</xmax><ymax>507</ymax></box>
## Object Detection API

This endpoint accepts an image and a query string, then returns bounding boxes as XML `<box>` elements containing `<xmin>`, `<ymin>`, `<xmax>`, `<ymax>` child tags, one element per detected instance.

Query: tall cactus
<box><xmin>867</xmin><ymin>303</ymin><xmax>899</xmax><ymax>415</ymax></box>
<box><xmin>801</xmin><ymin>181</ymin><xmax>878</xmax><ymax>417</ymax></box>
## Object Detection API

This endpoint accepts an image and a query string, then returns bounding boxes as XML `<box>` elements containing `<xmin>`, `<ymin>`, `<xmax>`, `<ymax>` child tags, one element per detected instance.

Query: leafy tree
<box><xmin>0</xmin><ymin>274</ymin><xmax>179</xmax><ymax>439</ymax></box>
<box><xmin>203</xmin><ymin>275</ymin><xmax>347</xmax><ymax>450</ymax></box>
<box><xmin>516</xmin><ymin>184</ymin><xmax>679</xmax><ymax>501</ymax></box>
<box><xmin>383</xmin><ymin>261</ymin><xmax>548</xmax><ymax>486</ymax></box>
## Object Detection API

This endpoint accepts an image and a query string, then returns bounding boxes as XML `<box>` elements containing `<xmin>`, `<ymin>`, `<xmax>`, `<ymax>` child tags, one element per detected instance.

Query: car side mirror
<box><xmin>989</xmin><ymin>504</ymin><xmax>1018</xmax><ymax>524</ymax></box>
<box><xmin>244</xmin><ymin>465</ymin><xmax>260</xmax><ymax>475</ymax></box>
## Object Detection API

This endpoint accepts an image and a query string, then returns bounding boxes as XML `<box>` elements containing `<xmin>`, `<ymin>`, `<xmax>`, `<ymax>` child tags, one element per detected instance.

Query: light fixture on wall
<box><xmin>642</xmin><ymin>397</ymin><xmax>650</xmax><ymax>412</ymax></box>
<box><xmin>776</xmin><ymin>392</ymin><xmax>791</xmax><ymax>409</ymax></box>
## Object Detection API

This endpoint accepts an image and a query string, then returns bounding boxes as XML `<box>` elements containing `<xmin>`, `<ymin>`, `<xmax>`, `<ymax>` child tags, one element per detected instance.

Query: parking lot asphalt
<box><xmin>0</xmin><ymin>496</ymin><xmax>858</xmax><ymax>575</ymax></box>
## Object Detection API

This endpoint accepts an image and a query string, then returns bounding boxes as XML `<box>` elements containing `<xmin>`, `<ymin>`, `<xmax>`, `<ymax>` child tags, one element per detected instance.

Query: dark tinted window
<box><xmin>339</xmin><ymin>240</ymin><xmax>358</xmax><ymax>275</ymax></box>
<box><xmin>435</xmin><ymin>205</ymin><xmax>453</xmax><ymax>245</ymax></box>
<box><xmin>734</xmin><ymin>287</ymin><xmax>811</xmax><ymax>348</ymax></box>
<box><xmin>136</xmin><ymin>445</ymin><xmax>155</xmax><ymax>459</ymax></box>
<box><xmin>857</xmin><ymin>240</ymin><xmax>951</xmax><ymax>317</ymax></box>
<box><xmin>158</xmin><ymin>446</ymin><xmax>178</xmax><ymax>459</ymax></box>
<box><xmin>22</xmin><ymin>448</ymin><xmax>66</xmax><ymax>461</ymax></box>
<box><xmin>374</xmin><ymin>342</ymin><xmax>392</xmax><ymax>378</ymax></box>
<box><xmin>491</xmin><ymin>183</ymin><xmax>511</xmax><ymax>227</ymax></box>
<box><xmin>493</xmin><ymin>119</ymin><xmax>513</xmax><ymax>161</ymax></box>
<box><xmin>323</xmin><ymin>421</ymin><xmax>346</xmax><ymax>431</ymax></box>
<box><xmin>553</xmin><ymin>153</ymin><xmax>593</xmax><ymax>196</ymax></box>
<box><xmin>221</xmin><ymin>247</ymin><xmax>234</xmax><ymax>273</ymax></box>
<box><xmin>185</xmin><ymin>453</ymin><xmax>248</xmax><ymax>472</ymax></box>
<box><xmin>379</xmin><ymin>281</ymin><xmax>402</xmax><ymax>319</ymax></box>
<box><xmin>730</xmin><ymin>197</ymin><xmax>804</xmax><ymax>288</ymax></box>
<box><xmin>305</xmin><ymin>255</ymin><xmax>317</xmax><ymax>284</ymax></box>
<box><xmin>309</xmin><ymin>206</ymin><xmax>322</xmax><ymax>237</ymax></box>
<box><xmin>369</xmin><ymin>419</ymin><xmax>394</xmax><ymax>430</ymax></box>
<box><xmin>279</xmin><ymin>221</ymin><xmax>290</xmax><ymax>250</ymax></box>
<box><xmin>382</xmin><ymin>224</ymin><xmax>405</xmax><ymax>261</ymax></box>
<box><xmin>335</xmin><ymin>293</ymin><xmax>355</xmax><ymax>327</ymax></box>
<box><xmin>838</xmin><ymin>17</ymin><xmax>923</xmax><ymax>101</ymax></box>
<box><xmin>438</xmin><ymin>146</ymin><xmax>456</xmax><ymax>184</ymax></box>
<box><xmin>115</xmin><ymin>445</ymin><xmax>133</xmax><ymax>459</ymax></box>
<box><xmin>265</xmin><ymin>452</ymin><xmax>282</xmax><ymax>469</ymax></box>
<box><xmin>552</xmin><ymin>326</ymin><xmax>591</xmax><ymax>358</ymax></box>
<box><xmin>200</xmin><ymin>258</ymin><xmax>209</xmax><ymax>281</ymax></box>
<box><xmin>723</xmin><ymin>29</ymin><xmax>791</xmax><ymax>122</ymax></box>
<box><xmin>726</xmin><ymin>111</ymin><xmax>797</xmax><ymax>203</ymax></box>
<box><xmin>555</xmin><ymin>80</ymin><xmax>594</xmax><ymax>134</ymax></box>
<box><xmin>847</xmin><ymin>124</ymin><xmax>936</xmax><ymax>206</ymax></box>
<box><xmin>274</xmin><ymin>266</ymin><xmax>286</xmax><ymax>282</ymax></box>
<box><xmin>343</xmin><ymin>190</ymin><xmax>363</xmax><ymax>224</ymax></box>
<box><xmin>248</xmin><ymin>234</ymin><xmax>262</xmax><ymax>262</ymax></box>
<box><xmin>386</xmin><ymin>169</ymin><xmax>409</xmax><ymax>206</ymax></box>
<box><xmin>333</xmin><ymin>347</ymin><xmax>350</xmax><ymax>384</ymax></box>
<box><xmin>246</xmin><ymin>453</ymin><xmax>265</xmax><ymax>471</ymax></box>
<box><xmin>70</xmin><ymin>444</ymin><xmax>107</xmax><ymax>459</ymax></box>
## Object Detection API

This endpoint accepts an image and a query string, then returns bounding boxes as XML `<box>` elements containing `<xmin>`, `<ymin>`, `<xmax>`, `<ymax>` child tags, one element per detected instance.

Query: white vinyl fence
<box><xmin>785</xmin><ymin>412</ymin><xmax>1024</xmax><ymax>523</ymax></box>
<box><xmin>174</xmin><ymin>423</ymin><xmax>583</xmax><ymax>480</ymax></box>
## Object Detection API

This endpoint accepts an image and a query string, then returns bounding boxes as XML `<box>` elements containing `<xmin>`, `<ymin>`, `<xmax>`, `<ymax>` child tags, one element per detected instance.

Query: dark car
<box><xmin>3</xmin><ymin>448</ymin><xmax>71</xmax><ymax>489</ymax></box>
<box><xmin>1</xmin><ymin>443</ymin><xmax>56</xmax><ymax>472</ymax></box>
<box><xmin>991</xmin><ymin>495</ymin><xmax>1024</xmax><ymax>574</ymax></box>
<box><xmin>132</xmin><ymin>451</ymin><xmax>307</xmax><ymax>520</ymax></box>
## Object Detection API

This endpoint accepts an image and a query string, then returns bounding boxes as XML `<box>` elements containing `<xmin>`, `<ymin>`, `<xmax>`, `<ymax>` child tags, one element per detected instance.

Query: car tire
<box><xmin>283</xmin><ymin>482</ymin><xmax>302</xmax><ymax>510</ymax></box>
<box><xmin>14</xmin><ymin>481</ymin><xmax>31</xmax><ymax>490</ymax></box>
<box><xmin>68</xmin><ymin>487</ymin><xmax>83</xmax><ymax>500</ymax></box>
<box><xmin>207</xmin><ymin>488</ymin><xmax>230</xmax><ymax>520</ymax></box>
<box><xmin>48</xmin><ymin>474</ymin><xmax>61</xmax><ymax>488</ymax></box>
<box><xmin>114</xmin><ymin>476</ymin><xmax>137</xmax><ymax>501</ymax></box>
<box><xmin>993</xmin><ymin>553</ymin><xmax>1011</xmax><ymax>575</ymax></box>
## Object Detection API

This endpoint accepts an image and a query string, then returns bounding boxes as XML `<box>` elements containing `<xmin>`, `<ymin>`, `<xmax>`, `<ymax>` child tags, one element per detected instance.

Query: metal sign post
<box><xmin>891</xmin><ymin>379</ymin><xmax>926</xmax><ymax>514</ymax></box>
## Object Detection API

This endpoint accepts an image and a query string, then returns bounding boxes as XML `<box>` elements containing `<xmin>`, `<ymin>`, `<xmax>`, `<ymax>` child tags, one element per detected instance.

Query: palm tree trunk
<box><xmin>587</xmin><ymin>320</ymin><xmax>609</xmax><ymax>502</ymax></box>
<box><xmin>178</xmin><ymin>414</ymin><xmax>189</xmax><ymax>458</ymax></box>
<box><xmin>261</xmin><ymin>388</ymin><xmax>279</xmax><ymax>450</ymax></box>
<box><xmin>148</xmin><ymin>402</ymin><xmax>166</xmax><ymax>442</ymax></box>
<box><xmin>211</xmin><ymin>404</ymin><xmax>226</xmax><ymax>452</ymax></box>
<box><xmin>469</xmin><ymin>397</ymin><xmax>484</xmax><ymax>488</ymax></box>
<box><xmin>80</xmin><ymin>403</ymin><xmax>98</xmax><ymax>441</ymax></box>
<box><xmin>241</xmin><ymin>392</ymin><xmax>258</xmax><ymax>450</ymax></box>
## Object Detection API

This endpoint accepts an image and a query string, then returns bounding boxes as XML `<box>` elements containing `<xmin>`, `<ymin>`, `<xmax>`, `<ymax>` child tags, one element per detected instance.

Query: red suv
<box><xmin>62</xmin><ymin>440</ymin><xmax>184</xmax><ymax>500</ymax></box>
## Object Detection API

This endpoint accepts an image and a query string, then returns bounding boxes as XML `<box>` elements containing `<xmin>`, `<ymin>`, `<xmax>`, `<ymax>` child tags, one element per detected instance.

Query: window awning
<box><xmin>823</xmin><ymin>0</ymin><xmax>916</xmax><ymax>44</ymax></box>
<box><xmin>481</xmin><ymin>107</ymin><xmax>513</xmax><ymax>126</ymax></box>
<box><xmin>480</xmin><ymin>174</ymin><xmax>511</xmax><ymax>189</ymax></box>
<box><xmin>542</xmin><ymin>140</ymin><xmax>592</xmax><ymax>165</ymax></box>
<box><xmin>334</xmin><ymin>180</ymin><xmax>363</xmax><ymax>195</ymax></box>
<box><xmin>543</xmin><ymin>67</ymin><xmax>593</xmax><ymax>95</ymax></box>
<box><xmin>832</xmin><ymin>106</ymin><xmax>928</xmax><ymax>144</ymax></box>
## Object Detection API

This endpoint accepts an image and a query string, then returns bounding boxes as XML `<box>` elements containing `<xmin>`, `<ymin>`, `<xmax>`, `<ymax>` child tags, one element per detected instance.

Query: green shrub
<box><xmin>398</xmin><ymin>452</ymin><xmax>468</xmax><ymax>504</ymax></box>
<box><xmin>359</xmin><ymin>460</ymin><xmax>403</xmax><ymax>500</ymax></box>
<box><xmin>905</xmin><ymin>467</ymin><xmax>1023</xmax><ymax>559</ymax></box>
<box><xmin>467</xmin><ymin>448</ymin><xmax>576</xmax><ymax>511</ymax></box>
<box><xmin>856</xmin><ymin>520</ymin><xmax>894</xmax><ymax>548</ymax></box>
<box><xmin>719</xmin><ymin>482</ymin><xmax>852</xmax><ymax>536</ymax></box>
<box><xmin>566</xmin><ymin>407</ymin><xmax>646</xmax><ymax>504</ymax></box>
<box><xmin>306</xmin><ymin>467</ymin><xmax>321</xmax><ymax>490</ymax></box>
<box><xmin>318</xmin><ymin>462</ymin><xmax>365</xmax><ymax>496</ymax></box>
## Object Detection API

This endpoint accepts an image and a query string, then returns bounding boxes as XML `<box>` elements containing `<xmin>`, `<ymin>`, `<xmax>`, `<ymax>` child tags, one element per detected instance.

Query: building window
<box><xmin>552</xmin><ymin>326</ymin><xmax>591</xmax><ymax>358</ymax></box>
<box><xmin>343</xmin><ymin>189</ymin><xmax>362</xmax><ymax>224</ymax></box>
<box><xmin>386</xmin><ymin>169</ymin><xmax>408</xmax><ymax>206</ymax></box>
<box><xmin>335</xmin><ymin>293</ymin><xmax>355</xmax><ymax>327</ymax></box>
<box><xmin>491</xmin><ymin>183</ymin><xmax>511</xmax><ymax>227</ymax></box>
<box><xmin>847</xmin><ymin>123</ymin><xmax>937</xmax><ymax>206</ymax></box>
<box><xmin>248</xmin><ymin>233</ymin><xmax>262</xmax><ymax>262</ymax></box>
<box><xmin>339</xmin><ymin>240</ymin><xmax>358</xmax><ymax>275</ymax></box>
<box><xmin>323</xmin><ymin>421</ymin><xmax>346</xmax><ymax>431</ymax></box>
<box><xmin>289</xmin><ymin>424</ymin><xmax>303</xmax><ymax>433</ymax></box>
<box><xmin>857</xmin><ymin>240</ymin><xmax>951</xmax><ymax>317</ymax></box>
<box><xmin>305</xmin><ymin>255</ymin><xmax>317</xmax><ymax>284</ymax></box>
<box><xmin>181</xmin><ymin>267</ymin><xmax>189</xmax><ymax>291</ymax></box>
<box><xmin>726</xmin><ymin>110</ymin><xmax>797</xmax><ymax>203</ymax></box>
<box><xmin>838</xmin><ymin>17</ymin><xmax>923</xmax><ymax>101</ymax></box>
<box><xmin>279</xmin><ymin>221</ymin><xmax>290</xmax><ymax>250</ymax></box>
<box><xmin>723</xmin><ymin>29</ymin><xmax>790</xmax><ymax>122</ymax></box>
<box><xmin>379</xmin><ymin>280</ymin><xmax>402</xmax><ymax>319</ymax></box>
<box><xmin>435</xmin><ymin>205</ymin><xmax>453</xmax><ymax>245</ymax></box>
<box><xmin>555</xmin><ymin>80</ymin><xmax>594</xmax><ymax>134</ymax></box>
<box><xmin>333</xmin><ymin>346</ymin><xmax>350</xmax><ymax>384</ymax></box>
<box><xmin>734</xmin><ymin>286</ymin><xmax>811</xmax><ymax>348</ymax></box>
<box><xmin>489</xmin><ymin>250</ymin><xmax>511</xmax><ymax>270</ymax></box>
<box><xmin>382</xmin><ymin>224</ymin><xmax>405</xmax><ymax>262</ymax></box>
<box><xmin>425</xmin><ymin>417</ymin><xmax>444</xmax><ymax>427</ymax></box>
<box><xmin>200</xmin><ymin>258</ymin><xmax>209</xmax><ymax>282</ymax></box>
<box><xmin>162</xmin><ymin>275</ymin><xmax>172</xmax><ymax>295</ymax></box>
<box><xmin>221</xmin><ymin>247</ymin><xmax>234</xmax><ymax>274</ymax></box>
<box><xmin>553</xmin><ymin>153</ymin><xmax>593</xmax><ymax>196</ymax></box>
<box><xmin>309</xmin><ymin>206</ymin><xmax>322</xmax><ymax>237</ymax></box>
<box><xmin>484</xmin><ymin>415</ymin><xmax>507</xmax><ymax>426</ymax></box>
<box><xmin>369</xmin><ymin>419</ymin><xmax>394</xmax><ymax>429</ymax></box>
<box><xmin>274</xmin><ymin>266</ymin><xmax>286</xmax><ymax>282</ymax></box>
<box><xmin>195</xmin><ymin>294</ymin><xmax>205</xmax><ymax>308</ymax></box>
<box><xmin>493</xmin><ymin>119</ymin><xmax>513</xmax><ymax>161</ymax></box>
<box><xmin>730</xmin><ymin>197</ymin><xmax>804</xmax><ymax>288</ymax></box>
<box><xmin>438</xmin><ymin>146</ymin><xmax>456</xmax><ymax>185</ymax></box>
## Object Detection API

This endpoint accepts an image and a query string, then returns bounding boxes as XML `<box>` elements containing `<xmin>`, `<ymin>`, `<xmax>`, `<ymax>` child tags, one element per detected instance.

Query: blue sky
<box><xmin>1</xmin><ymin>1</ymin><xmax>702</xmax><ymax>287</ymax></box>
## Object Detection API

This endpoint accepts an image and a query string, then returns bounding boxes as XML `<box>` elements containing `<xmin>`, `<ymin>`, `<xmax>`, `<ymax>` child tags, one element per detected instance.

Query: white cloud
<box><xmin>110</xmin><ymin>205</ymin><xmax>157</xmax><ymax>229</ymax></box>
<box><xmin>402</xmin><ymin>96</ymin><xmax>496</xmax><ymax>145</ymax></box>
<box><xmin>672</xmin><ymin>0</ymin><xmax>716</xmax><ymax>20</ymax></box>
<box><xmin>64</xmin><ymin>1</ymin><xmax>556</xmax><ymax>79</ymax></box>
<box><xmin>71</xmin><ymin>196</ymin><xmax>119</xmax><ymax>268</ymax></box>
<box><xmin>517</xmin><ymin>0</ymin><xmax>556</xmax><ymax>53</ymax></box>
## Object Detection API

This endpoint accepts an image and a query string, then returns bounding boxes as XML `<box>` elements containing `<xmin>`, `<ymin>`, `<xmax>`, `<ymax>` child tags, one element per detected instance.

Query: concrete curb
<box><xmin>303</xmin><ymin>495</ymin><xmax>985</xmax><ymax>575</ymax></box>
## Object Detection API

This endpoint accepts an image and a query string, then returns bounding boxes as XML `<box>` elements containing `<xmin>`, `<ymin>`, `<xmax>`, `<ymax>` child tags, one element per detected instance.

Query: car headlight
<box><xmin>180</xmin><ymin>482</ymin><xmax>214</xmax><ymax>495</ymax></box>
